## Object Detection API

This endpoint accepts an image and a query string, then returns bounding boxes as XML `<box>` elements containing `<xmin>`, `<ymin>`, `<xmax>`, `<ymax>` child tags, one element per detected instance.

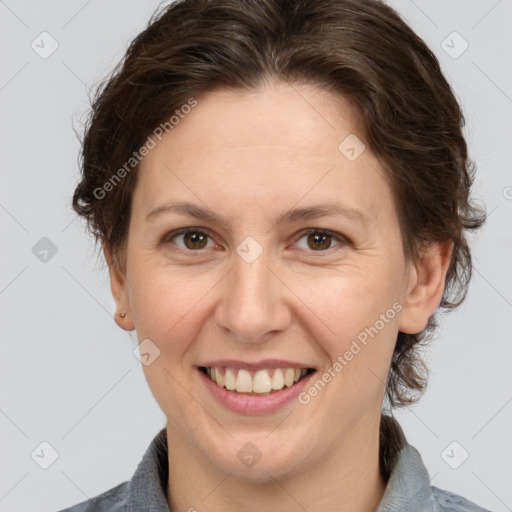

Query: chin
<box><xmin>208</xmin><ymin>443</ymin><xmax>309</xmax><ymax>483</ymax></box>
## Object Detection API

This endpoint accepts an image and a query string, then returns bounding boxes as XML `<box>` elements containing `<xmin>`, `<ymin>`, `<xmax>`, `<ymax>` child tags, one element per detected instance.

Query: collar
<box><xmin>376</xmin><ymin>415</ymin><xmax>435</xmax><ymax>511</ymax></box>
<box><xmin>124</xmin><ymin>427</ymin><xmax>169</xmax><ymax>511</ymax></box>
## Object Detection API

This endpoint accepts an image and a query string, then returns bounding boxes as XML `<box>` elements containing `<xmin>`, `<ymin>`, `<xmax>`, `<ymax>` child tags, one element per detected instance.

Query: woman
<box><xmin>59</xmin><ymin>0</ymin><xmax>490</xmax><ymax>510</ymax></box>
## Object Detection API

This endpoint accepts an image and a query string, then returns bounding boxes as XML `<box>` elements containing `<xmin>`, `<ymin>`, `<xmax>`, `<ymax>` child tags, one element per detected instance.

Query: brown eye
<box><xmin>307</xmin><ymin>232</ymin><xmax>331</xmax><ymax>250</ymax></box>
<box><xmin>182</xmin><ymin>231</ymin><xmax>208</xmax><ymax>250</ymax></box>
<box><xmin>165</xmin><ymin>229</ymin><xmax>215</xmax><ymax>251</ymax></box>
<box><xmin>295</xmin><ymin>230</ymin><xmax>346</xmax><ymax>252</ymax></box>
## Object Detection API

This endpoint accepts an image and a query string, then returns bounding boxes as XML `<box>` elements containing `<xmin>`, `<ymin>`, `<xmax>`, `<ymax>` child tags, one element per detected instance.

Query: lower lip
<box><xmin>198</xmin><ymin>368</ymin><xmax>316</xmax><ymax>414</ymax></box>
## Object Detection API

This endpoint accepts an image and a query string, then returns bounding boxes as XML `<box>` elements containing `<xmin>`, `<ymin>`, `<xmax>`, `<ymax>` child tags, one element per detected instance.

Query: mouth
<box><xmin>199</xmin><ymin>366</ymin><xmax>316</xmax><ymax>396</ymax></box>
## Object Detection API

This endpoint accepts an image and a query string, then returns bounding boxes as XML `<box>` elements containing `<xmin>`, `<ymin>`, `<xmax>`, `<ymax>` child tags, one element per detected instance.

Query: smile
<box><xmin>200</xmin><ymin>366</ymin><xmax>314</xmax><ymax>395</ymax></box>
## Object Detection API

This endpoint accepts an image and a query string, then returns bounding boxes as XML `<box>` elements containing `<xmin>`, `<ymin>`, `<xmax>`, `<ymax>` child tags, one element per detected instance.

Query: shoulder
<box><xmin>56</xmin><ymin>427</ymin><xmax>169</xmax><ymax>512</ymax></box>
<box><xmin>432</xmin><ymin>486</ymin><xmax>493</xmax><ymax>512</ymax></box>
<box><xmin>56</xmin><ymin>481</ymin><xmax>128</xmax><ymax>512</ymax></box>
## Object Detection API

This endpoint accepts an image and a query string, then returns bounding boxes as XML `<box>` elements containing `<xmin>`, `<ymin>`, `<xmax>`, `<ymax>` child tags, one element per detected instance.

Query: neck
<box><xmin>166</xmin><ymin>412</ymin><xmax>388</xmax><ymax>512</ymax></box>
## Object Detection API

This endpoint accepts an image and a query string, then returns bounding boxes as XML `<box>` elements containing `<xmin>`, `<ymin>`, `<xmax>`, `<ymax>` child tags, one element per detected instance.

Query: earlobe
<box><xmin>103</xmin><ymin>242</ymin><xmax>135</xmax><ymax>331</ymax></box>
<box><xmin>398</xmin><ymin>240</ymin><xmax>453</xmax><ymax>334</ymax></box>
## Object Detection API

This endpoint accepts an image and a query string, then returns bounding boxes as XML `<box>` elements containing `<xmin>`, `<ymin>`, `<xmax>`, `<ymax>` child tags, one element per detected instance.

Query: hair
<box><xmin>72</xmin><ymin>0</ymin><xmax>486</xmax><ymax>409</ymax></box>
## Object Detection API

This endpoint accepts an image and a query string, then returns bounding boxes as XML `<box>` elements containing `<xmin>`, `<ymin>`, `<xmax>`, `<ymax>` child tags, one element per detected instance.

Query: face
<box><xmin>108</xmin><ymin>81</ymin><xmax>449</xmax><ymax>482</ymax></box>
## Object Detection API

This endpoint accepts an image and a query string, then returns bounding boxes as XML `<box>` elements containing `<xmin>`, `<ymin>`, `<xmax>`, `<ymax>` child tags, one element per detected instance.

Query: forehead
<box><xmin>134</xmin><ymin>82</ymin><xmax>395</xmax><ymax>229</ymax></box>
<box><xmin>159</xmin><ymin>82</ymin><xmax>364</xmax><ymax>163</ymax></box>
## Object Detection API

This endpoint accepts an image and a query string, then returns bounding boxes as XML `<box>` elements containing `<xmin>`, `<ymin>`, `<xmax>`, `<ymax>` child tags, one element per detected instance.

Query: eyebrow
<box><xmin>145</xmin><ymin>201</ymin><xmax>368</xmax><ymax>227</ymax></box>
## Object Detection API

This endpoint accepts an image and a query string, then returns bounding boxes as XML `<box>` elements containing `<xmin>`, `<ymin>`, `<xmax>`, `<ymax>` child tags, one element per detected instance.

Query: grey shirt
<box><xmin>58</xmin><ymin>416</ymin><xmax>491</xmax><ymax>511</ymax></box>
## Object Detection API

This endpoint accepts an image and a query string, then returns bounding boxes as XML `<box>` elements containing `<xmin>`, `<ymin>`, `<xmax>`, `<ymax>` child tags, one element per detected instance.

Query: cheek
<box><xmin>295</xmin><ymin>266</ymin><xmax>397</xmax><ymax>341</ymax></box>
<box><xmin>129</xmin><ymin>266</ymin><xmax>217</xmax><ymax>416</ymax></box>
<box><xmin>128</xmin><ymin>262</ymin><xmax>217</xmax><ymax>348</ymax></box>
<box><xmin>128</xmin><ymin>242</ymin><xmax>403</xmax><ymax>358</ymax></box>
<box><xmin>295</xmin><ymin>268</ymin><xmax>400</xmax><ymax>400</ymax></box>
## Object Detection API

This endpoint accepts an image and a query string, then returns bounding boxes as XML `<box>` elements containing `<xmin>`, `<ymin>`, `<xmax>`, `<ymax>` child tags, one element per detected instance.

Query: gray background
<box><xmin>0</xmin><ymin>1</ymin><xmax>511</xmax><ymax>511</ymax></box>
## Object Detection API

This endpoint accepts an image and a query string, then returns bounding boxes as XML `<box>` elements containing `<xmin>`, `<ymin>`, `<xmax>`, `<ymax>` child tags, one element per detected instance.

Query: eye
<box><xmin>164</xmin><ymin>228</ymin><xmax>218</xmax><ymax>251</ymax></box>
<box><xmin>161</xmin><ymin>227</ymin><xmax>349</xmax><ymax>254</ymax></box>
<box><xmin>293</xmin><ymin>229</ymin><xmax>347</xmax><ymax>252</ymax></box>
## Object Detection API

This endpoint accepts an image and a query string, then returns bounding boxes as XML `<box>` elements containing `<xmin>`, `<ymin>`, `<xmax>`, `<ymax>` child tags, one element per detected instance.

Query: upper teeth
<box><xmin>206</xmin><ymin>367</ymin><xmax>309</xmax><ymax>394</ymax></box>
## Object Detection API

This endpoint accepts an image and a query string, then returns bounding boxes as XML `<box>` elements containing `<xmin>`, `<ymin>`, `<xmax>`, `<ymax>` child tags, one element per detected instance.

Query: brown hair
<box><xmin>73</xmin><ymin>0</ymin><xmax>486</xmax><ymax>408</ymax></box>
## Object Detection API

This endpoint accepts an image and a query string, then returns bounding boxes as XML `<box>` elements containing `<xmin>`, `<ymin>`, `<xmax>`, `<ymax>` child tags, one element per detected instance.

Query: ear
<box><xmin>398</xmin><ymin>240</ymin><xmax>453</xmax><ymax>334</ymax></box>
<box><xmin>103</xmin><ymin>242</ymin><xmax>135</xmax><ymax>331</ymax></box>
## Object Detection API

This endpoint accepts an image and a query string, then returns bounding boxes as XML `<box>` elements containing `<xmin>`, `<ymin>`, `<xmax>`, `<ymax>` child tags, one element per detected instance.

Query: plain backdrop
<box><xmin>0</xmin><ymin>1</ymin><xmax>511</xmax><ymax>511</ymax></box>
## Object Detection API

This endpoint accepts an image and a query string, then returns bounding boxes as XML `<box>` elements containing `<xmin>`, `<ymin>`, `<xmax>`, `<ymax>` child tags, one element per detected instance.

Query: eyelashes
<box><xmin>160</xmin><ymin>227</ymin><xmax>350</xmax><ymax>255</ymax></box>
<box><xmin>163</xmin><ymin>228</ymin><xmax>218</xmax><ymax>252</ymax></box>
<box><xmin>293</xmin><ymin>229</ymin><xmax>348</xmax><ymax>252</ymax></box>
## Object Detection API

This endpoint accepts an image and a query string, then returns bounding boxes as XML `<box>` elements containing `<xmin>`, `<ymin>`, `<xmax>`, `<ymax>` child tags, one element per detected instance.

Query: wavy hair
<box><xmin>73</xmin><ymin>0</ymin><xmax>486</xmax><ymax>408</ymax></box>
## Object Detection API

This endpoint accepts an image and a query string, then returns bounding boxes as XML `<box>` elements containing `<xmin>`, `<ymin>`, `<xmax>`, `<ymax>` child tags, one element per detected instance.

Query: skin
<box><xmin>106</xmin><ymin>81</ymin><xmax>452</xmax><ymax>512</ymax></box>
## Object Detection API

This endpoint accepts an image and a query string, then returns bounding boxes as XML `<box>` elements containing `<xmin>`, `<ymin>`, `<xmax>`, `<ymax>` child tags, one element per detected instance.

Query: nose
<box><xmin>214</xmin><ymin>246</ymin><xmax>292</xmax><ymax>344</ymax></box>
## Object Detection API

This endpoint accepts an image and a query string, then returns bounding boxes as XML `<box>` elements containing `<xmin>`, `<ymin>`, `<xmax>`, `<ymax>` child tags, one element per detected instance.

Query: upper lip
<box><xmin>199</xmin><ymin>359</ymin><xmax>316</xmax><ymax>371</ymax></box>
